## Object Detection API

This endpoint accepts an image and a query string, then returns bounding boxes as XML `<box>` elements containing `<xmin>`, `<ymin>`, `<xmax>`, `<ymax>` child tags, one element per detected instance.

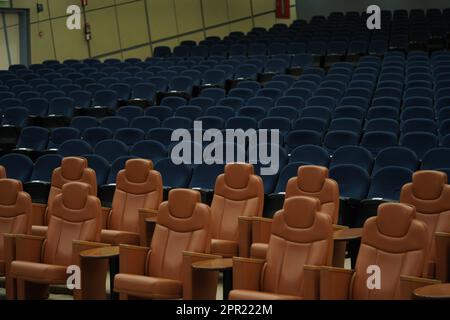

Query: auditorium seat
<box><xmin>229</xmin><ymin>196</ymin><xmax>333</xmax><ymax>300</ymax></box>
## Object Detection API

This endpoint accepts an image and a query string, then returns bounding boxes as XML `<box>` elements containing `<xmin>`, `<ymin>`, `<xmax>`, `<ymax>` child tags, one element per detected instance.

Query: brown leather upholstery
<box><xmin>0</xmin><ymin>166</ymin><xmax>6</xmax><ymax>179</ymax></box>
<box><xmin>285</xmin><ymin>166</ymin><xmax>339</xmax><ymax>224</ymax></box>
<box><xmin>0</xmin><ymin>179</ymin><xmax>32</xmax><ymax>276</ymax></box>
<box><xmin>114</xmin><ymin>189</ymin><xmax>212</xmax><ymax>299</ymax></box>
<box><xmin>400</xmin><ymin>170</ymin><xmax>450</xmax><ymax>278</ymax></box>
<box><xmin>9</xmin><ymin>182</ymin><xmax>103</xmax><ymax>299</ymax></box>
<box><xmin>230</xmin><ymin>196</ymin><xmax>334</xmax><ymax>300</ymax></box>
<box><xmin>102</xmin><ymin>159</ymin><xmax>163</xmax><ymax>245</ymax></box>
<box><xmin>210</xmin><ymin>163</ymin><xmax>264</xmax><ymax>257</ymax></box>
<box><xmin>351</xmin><ymin>203</ymin><xmax>429</xmax><ymax>299</ymax></box>
<box><xmin>44</xmin><ymin>157</ymin><xmax>97</xmax><ymax>224</ymax></box>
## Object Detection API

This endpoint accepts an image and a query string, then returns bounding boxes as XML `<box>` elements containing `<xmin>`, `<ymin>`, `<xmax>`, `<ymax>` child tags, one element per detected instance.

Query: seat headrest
<box><xmin>125</xmin><ymin>159</ymin><xmax>154</xmax><ymax>183</ymax></box>
<box><xmin>376</xmin><ymin>203</ymin><xmax>416</xmax><ymax>238</ymax></box>
<box><xmin>61</xmin><ymin>157</ymin><xmax>88</xmax><ymax>180</ymax></box>
<box><xmin>168</xmin><ymin>189</ymin><xmax>201</xmax><ymax>219</ymax></box>
<box><xmin>224</xmin><ymin>163</ymin><xmax>254</xmax><ymax>189</ymax></box>
<box><xmin>0</xmin><ymin>165</ymin><xmax>5</xmax><ymax>179</ymax></box>
<box><xmin>297</xmin><ymin>165</ymin><xmax>329</xmax><ymax>193</ymax></box>
<box><xmin>412</xmin><ymin>171</ymin><xmax>447</xmax><ymax>200</ymax></box>
<box><xmin>61</xmin><ymin>182</ymin><xmax>89</xmax><ymax>210</ymax></box>
<box><xmin>0</xmin><ymin>179</ymin><xmax>23</xmax><ymax>205</ymax></box>
<box><xmin>283</xmin><ymin>196</ymin><xmax>320</xmax><ymax>228</ymax></box>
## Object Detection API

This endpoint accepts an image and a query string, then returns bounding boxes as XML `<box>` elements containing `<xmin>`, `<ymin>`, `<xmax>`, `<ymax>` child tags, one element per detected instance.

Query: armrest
<box><xmin>138</xmin><ymin>208</ymin><xmax>158</xmax><ymax>247</ymax></box>
<box><xmin>101</xmin><ymin>207</ymin><xmax>111</xmax><ymax>229</ymax></box>
<box><xmin>3</xmin><ymin>234</ymin><xmax>18</xmax><ymax>299</ymax></box>
<box><xmin>333</xmin><ymin>228</ymin><xmax>363</xmax><ymax>241</ymax></box>
<box><xmin>72</xmin><ymin>240</ymin><xmax>111</xmax><ymax>300</ymax></box>
<box><xmin>31</xmin><ymin>225</ymin><xmax>48</xmax><ymax>237</ymax></box>
<box><xmin>118</xmin><ymin>244</ymin><xmax>150</xmax><ymax>276</ymax></box>
<box><xmin>238</xmin><ymin>216</ymin><xmax>253</xmax><ymax>258</ymax></box>
<box><xmin>31</xmin><ymin>203</ymin><xmax>47</xmax><ymax>226</ymax></box>
<box><xmin>251</xmin><ymin>217</ymin><xmax>273</xmax><ymax>244</ymax></box>
<box><xmin>319</xmin><ymin>266</ymin><xmax>354</xmax><ymax>300</ymax></box>
<box><xmin>182</xmin><ymin>251</ymin><xmax>221</xmax><ymax>300</ymax></box>
<box><xmin>303</xmin><ymin>265</ymin><xmax>322</xmax><ymax>300</ymax></box>
<box><xmin>435</xmin><ymin>231</ymin><xmax>450</xmax><ymax>283</ymax></box>
<box><xmin>232</xmin><ymin>257</ymin><xmax>265</xmax><ymax>292</ymax></box>
<box><xmin>14</xmin><ymin>234</ymin><xmax>45</xmax><ymax>262</ymax></box>
<box><xmin>399</xmin><ymin>275</ymin><xmax>441</xmax><ymax>300</ymax></box>
<box><xmin>333</xmin><ymin>224</ymin><xmax>348</xmax><ymax>231</ymax></box>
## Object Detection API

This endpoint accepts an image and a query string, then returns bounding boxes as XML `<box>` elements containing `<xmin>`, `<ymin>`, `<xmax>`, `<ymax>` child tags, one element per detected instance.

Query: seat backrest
<box><xmin>285</xmin><ymin>165</ymin><xmax>339</xmax><ymax>224</ymax></box>
<box><xmin>262</xmin><ymin>196</ymin><xmax>333</xmax><ymax>297</ymax></box>
<box><xmin>210</xmin><ymin>163</ymin><xmax>264</xmax><ymax>242</ymax></box>
<box><xmin>400</xmin><ymin>171</ymin><xmax>450</xmax><ymax>276</ymax></box>
<box><xmin>0</xmin><ymin>179</ymin><xmax>32</xmax><ymax>256</ymax></box>
<box><xmin>148</xmin><ymin>189</ymin><xmax>211</xmax><ymax>281</ymax></box>
<box><xmin>44</xmin><ymin>182</ymin><xmax>102</xmax><ymax>266</ymax></box>
<box><xmin>47</xmin><ymin>157</ymin><xmax>97</xmax><ymax>223</ymax></box>
<box><xmin>352</xmin><ymin>203</ymin><xmax>428</xmax><ymax>299</ymax></box>
<box><xmin>110</xmin><ymin>159</ymin><xmax>162</xmax><ymax>233</ymax></box>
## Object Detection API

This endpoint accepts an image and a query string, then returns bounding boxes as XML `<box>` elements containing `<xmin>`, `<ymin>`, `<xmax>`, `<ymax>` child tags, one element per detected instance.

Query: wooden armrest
<box><xmin>139</xmin><ymin>208</ymin><xmax>158</xmax><ymax>247</ymax></box>
<box><xmin>232</xmin><ymin>257</ymin><xmax>265</xmax><ymax>292</ymax></box>
<box><xmin>319</xmin><ymin>266</ymin><xmax>354</xmax><ymax>300</ymax></box>
<box><xmin>399</xmin><ymin>275</ymin><xmax>441</xmax><ymax>300</ymax></box>
<box><xmin>118</xmin><ymin>244</ymin><xmax>150</xmax><ymax>276</ymax></box>
<box><xmin>3</xmin><ymin>234</ymin><xmax>18</xmax><ymax>299</ymax></box>
<box><xmin>333</xmin><ymin>224</ymin><xmax>349</xmax><ymax>231</ymax></box>
<box><xmin>238</xmin><ymin>216</ymin><xmax>253</xmax><ymax>258</ymax></box>
<box><xmin>31</xmin><ymin>225</ymin><xmax>48</xmax><ymax>237</ymax></box>
<box><xmin>101</xmin><ymin>207</ymin><xmax>111</xmax><ymax>229</ymax></box>
<box><xmin>333</xmin><ymin>228</ymin><xmax>363</xmax><ymax>241</ymax></box>
<box><xmin>435</xmin><ymin>231</ymin><xmax>450</xmax><ymax>283</ymax></box>
<box><xmin>14</xmin><ymin>234</ymin><xmax>45</xmax><ymax>262</ymax></box>
<box><xmin>182</xmin><ymin>251</ymin><xmax>222</xmax><ymax>300</ymax></box>
<box><xmin>252</xmin><ymin>217</ymin><xmax>273</xmax><ymax>244</ymax></box>
<box><xmin>303</xmin><ymin>265</ymin><xmax>322</xmax><ymax>300</ymax></box>
<box><xmin>31</xmin><ymin>203</ymin><xmax>47</xmax><ymax>226</ymax></box>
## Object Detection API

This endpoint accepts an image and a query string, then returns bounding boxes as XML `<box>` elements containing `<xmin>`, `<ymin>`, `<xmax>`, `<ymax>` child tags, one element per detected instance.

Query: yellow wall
<box><xmin>9</xmin><ymin>0</ymin><xmax>297</xmax><ymax>64</ymax></box>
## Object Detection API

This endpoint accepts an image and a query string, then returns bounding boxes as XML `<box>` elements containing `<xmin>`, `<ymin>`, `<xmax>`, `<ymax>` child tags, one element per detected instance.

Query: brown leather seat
<box><xmin>101</xmin><ymin>159</ymin><xmax>163</xmax><ymax>246</ymax></box>
<box><xmin>0</xmin><ymin>165</ymin><xmax>6</xmax><ymax>178</ymax></box>
<box><xmin>0</xmin><ymin>179</ymin><xmax>32</xmax><ymax>277</ymax></box>
<box><xmin>319</xmin><ymin>203</ymin><xmax>433</xmax><ymax>300</ymax></box>
<box><xmin>400</xmin><ymin>171</ymin><xmax>450</xmax><ymax>281</ymax></box>
<box><xmin>210</xmin><ymin>163</ymin><xmax>264</xmax><ymax>257</ymax></box>
<box><xmin>34</xmin><ymin>157</ymin><xmax>97</xmax><ymax>226</ymax></box>
<box><xmin>229</xmin><ymin>196</ymin><xmax>334</xmax><ymax>300</ymax></box>
<box><xmin>285</xmin><ymin>165</ymin><xmax>339</xmax><ymax>224</ymax></box>
<box><xmin>9</xmin><ymin>182</ymin><xmax>103</xmax><ymax>299</ymax></box>
<box><xmin>114</xmin><ymin>189</ymin><xmax>216</xmax><ymax>300</ymax></box>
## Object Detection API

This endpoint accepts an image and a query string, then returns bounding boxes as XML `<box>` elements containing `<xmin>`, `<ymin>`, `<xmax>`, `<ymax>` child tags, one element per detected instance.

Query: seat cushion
<box><xmin>250</xmin><ymin>243</ymin><xmax>269</xmax><ymax>259</ymax></box>
<box><xmin>10</xmin><ymin>261</ymin><xmax>67</xmax><ymax>284</ymax></box>
<box><xmin>229</xmin><ymin>289</ymin><xmax>302</xmax><ymax>300</ymax></box>
<box><xmin>101</xmin><ymin>229</ymin><xmax>140</xmax><ymax>245</ymax></box>
<box><xmin>114</xmin><ymin>273</ymin><xmax>182</xmax><ymax>299</ymax></box>
<box><xmin>0</xmin><ymin>260</ymin><xmax>4</xmax><ymax>276</ymax></box>
<box><xmin>210</xmin><ymin>239</ymin><xmax>238</xmax><ymax>257</ymax></box>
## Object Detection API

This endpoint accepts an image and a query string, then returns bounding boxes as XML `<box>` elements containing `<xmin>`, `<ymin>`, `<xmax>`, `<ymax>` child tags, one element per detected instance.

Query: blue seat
<box><xmin>92</xmin><ymin>89</ymin><xmax>118</xmax><ymax>109</ymax></box>
<box><xmin>168</xmin><ymin>76</ymin><xmax>194</xmax><ymax>95</ymax></box>
<box><xmin>275</xmin><ymin>96</ymin><xmax>305</xmax><ymax>109</ymax></box>
<box><xmin>273</xmin><ymin>162</ymin><xmax>303</xmax><ymax>193</ymax></box>
<box><xmin>400</xmin><ymin>132</ymin><xmax>439</xmax><ymax>160</ymax></box>
<box><xmin>0</xmin><ymin>153</ymin><xmax>34</xmax><ymax>182</ymax></box>
<box><xmin>401</xmin><ymin>119</ymin><xmax>437</xmax><ymax>135</ymax></box>
<box><xmin>218</xmin><ymin>97</ymin><xmax>245</xmax><ymax>110</ymax></box>
<box><xmin>256</xmin><ymin>88</ymin><xmax>282</xmax><ymax>100</ymax></box>
<box><xmin>259</xmin><ymin>117</ymin><xmax>291</xmax><ymax>137</ymax></box>
<box><xmin>146</xmin><ymin>128</ymin><xmax>175</xmax><ymax>147</ymax></box>
<box><xmin>285</xmin><ymin>130</ymin><xmax>321</xmax><ymax>151</ymax></box>
<box><xmin>361</xmin><ymin>131</ymin><xmax>398</xmax><ymax>156</ymax></box>
<box><xmin>116</xmin><ymin>106</ymin><xmax>143</xmax><ymax>124</ymax></box>
<box><xmin>236</xmin><ymin>81</ymin><xmax>261</xmax><ymax>93</ymax></box>
<box><xmin>94</xmin><ymin>139</ymin><xmax>129</xmax><ymax>163</ymax></box>
<box><xmin>401</xmin><ymin>107</ymin><xmax>435</xmax><ymax>121</ymax></box>
<box><xmin>1</xmin><ymin>107</ymin><xmax>29</xmax><ymax>127</ymax></box>
<box><xmin>100</xmin><ymin>116</ymin><xmax>128</xmax><ymax>134</ymax></box>
<box><xmin>189</xmin><ymin>164</ymin><xmax>225</xmax><ymax>190</ymax></box>
<box><xmin>48</xmin><ymin>127</ymin><xmax>80</xmax><ymax>149</ymax></box>
<box><xmin>367</xmin><ymin>166</ymin><xmax>413</xmax><ymax>200</ymax></box>
<box><xmin>130</xmin><ymin>140</ymin><xmax>167</xmax><ymax>163</ymax></box>
<box><xmin>83</xmin><ymin>127</ymin><xmax>113</xmax><ymax>148</ymax></box>
<box><xmin>290</xmin><ymin>145</ymin><xmax>330</xmax><ymax>166</ymax></box>
<box><xmin>58</xmin><ymin>139</ymin><xmax>93</xmax><ymax>157</ymax></box>
<box><xmin>174</xmin><ymin>106</ymin><xmax>203</xmax><ymax>121</ymax></box>
<box><xmin>199</xmin><ymin>88</ymin><xmax>226</xmax><ymax>103</ymax></box>
<box><xmin>202</xmin><ymin>69</ymin><xmax>226</xmax><ymax>87</ymax></box>
<box><xmin>367</xmin><ymin>107</ymin><xmax>399</xmax><ymax>120</ymax></box>
<box><xmin>323</xmin><ymin>130</ymin><xmax>359</xmax><ymax>154</ymax></box>
<box><xmin>264</xmin><ymin>59</ymin><xmax>287</xmax><ymax>74</ymax></box>
<box><xmin>107</xmin><ymin>156</ymin><xmax>136</xmax><ymax>184</ymax></box>
<box><xmin>16</xmin><ymin>126</ymin><xmax>49</xmax><ymax>151</ymax></box>
<box><xmin>333</xmin><ymin>106</ymin><xmax>365</xmax><ymax>121</ymax></box>
<box><xmin>47</xmin><ymin>97</ymin><xmax>74</xmax><ymax>117</ymax></box>
<box><xmin>144</xmin><ymin>106</ymin><xmax>173</xmax><ymax>121</ymax></box>
<box><xmin>285</xmin><ymin>88</ymin><xmax>312</xmax><ymax>100</ymax></box>
<box><xmin>181</xmin><ymin>70</ymin><xmax>203</xmax><ymax>86</ymax></box>
<box><xmin>129</xmin><ymin>116</ymin><xmax>160</xmax><ymax>133</ymax></box>
<box><xmin>147</xmin><ymin>77</ymin><xmax>168</xmax><ymax>92</ymax></box>
<box><xmin>29</xmin><ymin>154</ymin><xmax>63</xmax><ymax>182</ymax></box>
<box><xmin>329</xmin><ymin>164</ymin><xmax>370</xmax><ymax>200</ymax></box>
<box><xmin>160</xmin><ymin>96</ymin><xmax>187</xmax><ymax>109</ymax></box>
<box><xmin>291</xmin><ymin>54</ymin><xmax>313</xmax><ymax>68</ymax></box>
<box><xmin>190</xmin><ymin>97</ymin><xmax>215</xmax><ymax>109</ymax></box>
<box><xmin>84</xmin><ymin>154</ymin><xmax>110</xmax><ymax>185</ymax></box>
<box><xmin>365</xmin><ymin>119</ymin><xmax>399</xmax><ymax>135</ymax></box>
<box><xmin>271</xmin><ymin>75</ymin><xmax>295</xmax><ymax>87</ymax></box>
<box><xmin>226</xmin><ymin>116</ymin><xmax>258</xmax><ymax>130</ymax></box>
<box><xmin>246</xmin><ymin>97</ymin><xmax>274</xmax><ymax>110</ymax></box>
<box><xmin>301</xmin><ymin>106</ymin><xmax>331</xmax><ymax>122</ymax></box>
<box><xmin>421</xmin><ymin>148</ymin><xmax>450</xmax><ymax>172</ymax></box>
<box><xmin>114</xmin><ymin>128</ymin><xmax>145</xmax><ymax>147</ymax></box>
<box><xmin>129</xmin><ymin>83</ymin><xmax>156</xmax><ymax>103</ymax></box>
<box><xmin>235</xmin><ymin>64</ymin><xmax>258</xmax><ymax>80</ymax></box>
<box><xmin>238</xmin><ymin>106</ymin><xmax>266</xmax><ymax>120</ymax></box>
<box><xmin>205</xmin><ymin>106</ymin><xmax>235</xmax><ymax>121</ymax></box>
<box><xmin>331</xmin><ymin>146</ymin><xmax>373</xmax><ymax>173</ymax></box>
<box><xmin>292</xmin><ymin>117</ymin><xmax>328</xmax><ymax>133</ymax></box>
<box><xmin>440</xmin><ymin>119</ymin><xmax>450</xmax><ymax>137</ymax></box>
<box><xmin>162</xmin><ymin>117</ymin><xmax>193</xmax><ymax>130</ymax></box>
<box><xmin>154</xmin><ymin>158</ymin><xmax>193</xmax><ymax>188</ymax></box>
<box><xmin>340</xmin><ymin>97</ymin><xmax>370</xmax><ymax>110</ymax></box>
<box><xmin>372</xmin><ymin>147</ymin><xmax>418</xmax><ymax>175</ymax></box>
<box><xmin>69</xmin><ymin>90</ymin><xmax>91</xmax><ymax>108</ymax></box>
<box><xmin>70</xmin><ymin>116</ymin><xmax>97</xmax><ymax>134</ymax></box>
<box><xmin>329</xmin><ymin>118</ymin><xmax>362</xmax><ymax>133</ymax></box>
<box><xmin>194</xmin><ymin>116</ymin><xmax>223</xmax><ymax>130</ymax></box>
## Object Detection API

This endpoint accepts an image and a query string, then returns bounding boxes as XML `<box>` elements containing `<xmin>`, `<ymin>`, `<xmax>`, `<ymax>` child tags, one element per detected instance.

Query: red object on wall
<box><xmin>81</xmin><ymin>0</ymin><xmax>88</xmax><ymax>6</ymax></box>
<box><xmin>276</xmin><ymin>0</ymin><xmax>290</xmax><ymax>19</ymax></box>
